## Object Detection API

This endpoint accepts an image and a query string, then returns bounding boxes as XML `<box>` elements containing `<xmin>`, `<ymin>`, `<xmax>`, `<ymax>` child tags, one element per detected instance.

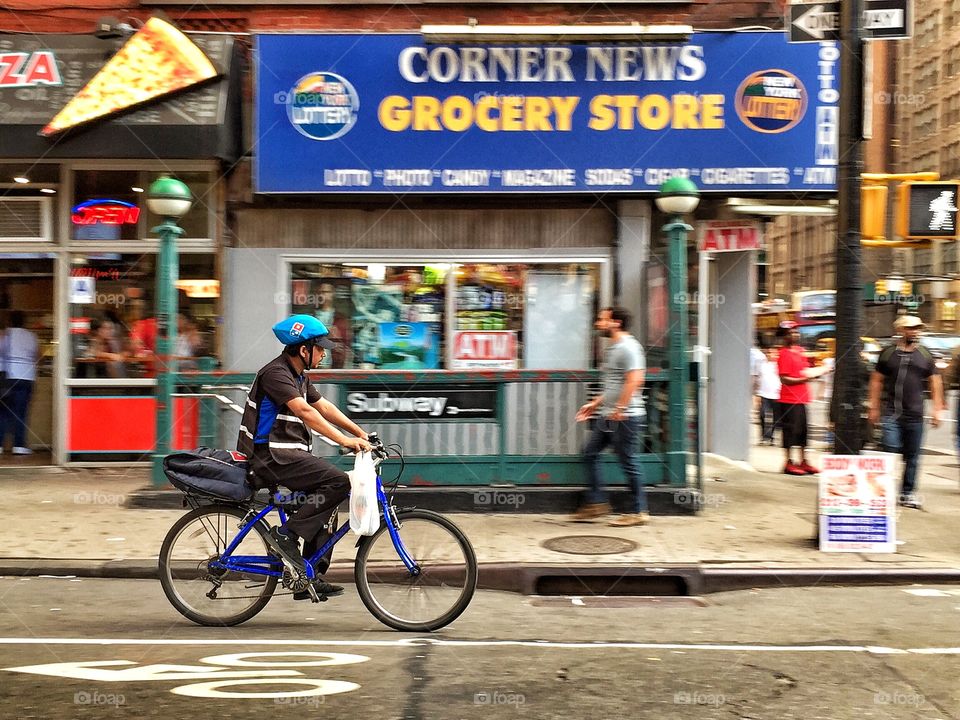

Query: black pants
<box><xmin>780</xmin><ymin>403</ymin><xmax>808</xmax><ymax>449</ymax></box>
<box><xmin>250</xmin><ymin>448</ymin><xmax>350</xmax><ymax>549</ymax></box>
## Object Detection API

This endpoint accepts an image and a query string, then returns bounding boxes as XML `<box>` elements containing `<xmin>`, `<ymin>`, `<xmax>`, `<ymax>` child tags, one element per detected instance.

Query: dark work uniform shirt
<box><xmin>237</xmin><ymin>354</ymin><xmax>321</xmax><ymax>464</ymax></box>
<box><xmin>875</xmin><ymin>345</ymin><xmax>936</xmax><ymax>422</ymax></box>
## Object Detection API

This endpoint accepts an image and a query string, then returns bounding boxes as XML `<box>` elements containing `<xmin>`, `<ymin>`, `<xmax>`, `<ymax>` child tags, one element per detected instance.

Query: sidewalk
<box><xmin>1</xmin><ymin>441</ymin><xmax>958</xmax><ymax>594</ymax></box>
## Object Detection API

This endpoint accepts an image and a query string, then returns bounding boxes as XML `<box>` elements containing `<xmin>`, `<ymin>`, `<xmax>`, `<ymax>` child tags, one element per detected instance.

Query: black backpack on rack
<box><xmin>163</xmin><ymin>448</ymin><xmax>253</xmax><ymax>502</ymax></box>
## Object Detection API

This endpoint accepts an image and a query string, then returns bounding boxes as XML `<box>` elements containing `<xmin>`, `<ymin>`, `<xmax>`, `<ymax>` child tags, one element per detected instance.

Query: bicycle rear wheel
<box><xmin>159</xmin><ymin>503</ymin><xmax>279</xmax><ymax>626</ymax></box>
<box><xmin>355</xmin><ymin>509</ymin><xmax>477</xmax><ymax>632</ymax></box>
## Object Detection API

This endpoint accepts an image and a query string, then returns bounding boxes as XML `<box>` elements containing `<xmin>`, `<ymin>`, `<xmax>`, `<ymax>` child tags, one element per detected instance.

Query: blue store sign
<box><xmin>255</xmin><ymin>33</ymin><xmax>839</xmax><ymax>194</ymax></box>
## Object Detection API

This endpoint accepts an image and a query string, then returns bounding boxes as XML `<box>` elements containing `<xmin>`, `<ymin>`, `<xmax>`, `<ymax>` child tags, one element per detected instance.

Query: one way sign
<box><xmin>788</xmin><ymin>0</ymin><xmax>912</xmax><ymax>43</ymax></box>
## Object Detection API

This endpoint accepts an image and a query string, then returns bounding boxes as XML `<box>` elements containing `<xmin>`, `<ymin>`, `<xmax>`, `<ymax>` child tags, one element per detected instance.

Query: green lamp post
<box><xmin>655</xmin><ymin>177</ymin><xmax>700</xmax><ymax>487</ymax></box>
<box><xmin>147</xmin><ymin>175</ymin><xmax>192</xmax><ymax>487</ymax></box>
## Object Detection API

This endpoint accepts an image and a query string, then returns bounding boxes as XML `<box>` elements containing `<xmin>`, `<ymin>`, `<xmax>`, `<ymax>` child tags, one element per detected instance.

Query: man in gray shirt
<box><xmin>571</xmin><ymin>306</ymin><xmax>649</xmax><ymax>526</ymax></box>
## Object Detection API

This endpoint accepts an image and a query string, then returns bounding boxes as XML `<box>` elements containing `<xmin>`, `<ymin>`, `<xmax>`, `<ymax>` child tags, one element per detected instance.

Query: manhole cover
<box><xmin>542</xmin><ymin>535</ymin><xmax>639</xmax><ymax>555</ymax></box>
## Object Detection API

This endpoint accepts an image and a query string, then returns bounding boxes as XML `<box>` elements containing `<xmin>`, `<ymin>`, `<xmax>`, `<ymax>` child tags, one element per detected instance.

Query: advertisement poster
<box><xmin>256</xmin><ymin>33</ymin><xmax>838</xmax><ymax>194</ymax></box>
<box><xmin>377</xmin><ymin>322</ymin><xmax>439</xmax><ymax>370</ymax></box>
<box><xmin>352</xmin><ymin>284</ymin><xmax>403</xmax><ymax>367</ymax></box>
<box><xmin>291</xmin><ymin>277</ymin><xmax>353</xmax><ymax>368</ymax></box>
<box><xmin>452</xmin><ymin>330</ymin><xmax>518</xmax><ymax>370</ymax></box>
<box><xmin>819</xmin><ymin>454</ymin><xmax>897</xmax><ymax>553</ymax></box>
<box><xmin>69</xmin><ymin>276</ymin><xmax>95</xmax><ymax>304</ymax></box>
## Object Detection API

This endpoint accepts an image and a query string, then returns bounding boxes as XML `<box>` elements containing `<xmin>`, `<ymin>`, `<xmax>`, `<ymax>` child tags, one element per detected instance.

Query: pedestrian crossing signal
<box><xmin>897</xmin><ymin>182</ymin><xmax>960</xmax><ymax>240</ymax></box>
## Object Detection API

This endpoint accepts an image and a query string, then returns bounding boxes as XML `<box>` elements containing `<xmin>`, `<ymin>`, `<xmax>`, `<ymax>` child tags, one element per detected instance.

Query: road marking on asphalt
<box><xmin>4</xmin><ymin>653</ymin><xmax>370</xmax><ymax>701</ymax></box>
<box><xmin>170</xmin><ymin>678</ymin><xmax>358</xmax><ymax>699</ymax></box>
<box><xmin>0</xmin><ymin>637</ymin><xmax>948</xmax><ymax>654</ymax></box>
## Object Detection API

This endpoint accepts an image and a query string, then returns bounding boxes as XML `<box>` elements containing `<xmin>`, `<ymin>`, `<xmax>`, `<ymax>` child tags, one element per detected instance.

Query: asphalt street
<box><xmin>1</xmin><ymin>578</ymin><xmax>958</xmax><ymax>719</ymax></box>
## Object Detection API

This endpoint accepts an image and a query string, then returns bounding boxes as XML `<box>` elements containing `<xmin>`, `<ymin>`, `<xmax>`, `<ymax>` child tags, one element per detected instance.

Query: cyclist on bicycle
<box><xmin>237</xmin><ymin>314</ymin><xmax>371</xmax><ymax>598</ymax></box>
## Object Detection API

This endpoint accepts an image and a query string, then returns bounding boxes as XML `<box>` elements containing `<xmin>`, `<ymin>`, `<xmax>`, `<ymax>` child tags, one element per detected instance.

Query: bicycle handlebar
<box><xmin>338</xmin><ymin>432</ymin><xmax>388</xmax><ymax>462</ymax></box>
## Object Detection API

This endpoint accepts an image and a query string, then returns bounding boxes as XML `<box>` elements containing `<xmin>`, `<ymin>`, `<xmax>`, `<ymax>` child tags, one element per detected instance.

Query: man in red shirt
<box><xmin>776</xmin><ymin>323</ymin><xmax>817</xmax><ymax>476</ymax></box>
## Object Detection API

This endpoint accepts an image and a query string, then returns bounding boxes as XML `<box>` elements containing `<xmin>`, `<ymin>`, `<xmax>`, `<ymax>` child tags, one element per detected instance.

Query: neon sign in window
<box><xmin>71</xmin><ymin>199</ymin><xmax>141</xmax><ymax>226</ymax></box>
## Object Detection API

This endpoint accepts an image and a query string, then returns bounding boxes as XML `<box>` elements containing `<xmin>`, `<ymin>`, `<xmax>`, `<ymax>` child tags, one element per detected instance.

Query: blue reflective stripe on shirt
<box><xmin>255</xmin><ymin>395</ymin><xmax>279</xmax><ymax>444</ymax></box>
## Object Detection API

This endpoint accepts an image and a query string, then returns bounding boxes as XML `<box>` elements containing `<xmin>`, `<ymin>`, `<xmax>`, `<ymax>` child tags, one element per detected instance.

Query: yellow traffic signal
<box><xmin>861</xmin><ymin>185</ymin><xmax>887</xmax><ymax>240</ymax></box>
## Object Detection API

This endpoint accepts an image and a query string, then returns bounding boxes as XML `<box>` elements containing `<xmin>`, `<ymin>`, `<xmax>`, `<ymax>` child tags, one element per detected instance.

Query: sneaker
<box><xmin>899</xmin><ymin>494</ymin><xmax>923</xmax><ymax>509</ymax></box>
<box><xmin>268</xmin><ymin>526</ymin><xmax>305</xmax><ymax>570</ymax></box>
<box><xmin>294</xmin><ymin>580</ymin><xmax>345</xmax><ymax>601</ymax></box>
<box><xmin>12</xmin><ymin>447</ymin><xmax>32</xmax><ymax>455</ymax></box>
<box><xmin>609</xmin><ymin>512</ymin><xmax>650</xmax><ymax>527</ymax></box>
<box><xmin>798</xmin><ymin>461</ymin><xmax>819</xmax><ymax>475</ymax></box>
<box><xmin>569</xmin><ymin>502</ymin><xmax>611</xmax><ymax>521</ymax></box>
<box><xmin>784</xmin><ymin>463</ymin><xmax>807</xmax><ymax>476</ymax></box>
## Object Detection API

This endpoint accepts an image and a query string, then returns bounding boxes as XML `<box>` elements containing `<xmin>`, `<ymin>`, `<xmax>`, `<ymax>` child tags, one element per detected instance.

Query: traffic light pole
<box><xmin>833</xmin><ymin>0</ymin><xmax>866</xmax><ymax>454</ymax></box>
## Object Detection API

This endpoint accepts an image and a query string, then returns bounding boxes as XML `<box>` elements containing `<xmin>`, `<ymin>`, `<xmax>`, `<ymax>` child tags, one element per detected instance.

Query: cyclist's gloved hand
<box><xmin>342</xmin><ymin>437</ymin><xmax>373</xmax><ymax>454</ymax></box>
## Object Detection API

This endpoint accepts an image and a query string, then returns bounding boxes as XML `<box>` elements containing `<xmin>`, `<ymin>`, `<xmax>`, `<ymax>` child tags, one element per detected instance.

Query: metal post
<box><xmin>666</xmin><ymin>217</ymin><xmax>692</xmax><ymax>486</ymax></box>
<box><xmin>151</xmin><ymin>220</ymin><xmax>183</xmax><ymax>487</ymax></box>
<box><xmin>834</xmin><ymin>0</ymin><xmax>866</xmax><ymax>454</ymax></box>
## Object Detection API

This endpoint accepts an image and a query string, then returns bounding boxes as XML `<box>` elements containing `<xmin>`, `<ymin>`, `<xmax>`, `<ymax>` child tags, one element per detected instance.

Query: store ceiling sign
<box><xmin>697</xmin><ymin>220</ymin><xmax>762</xmax><ymax>252</ymax></box>
<box><xmin>344</xmin><ymin>384</ymin><xmax>497</xmax><ymax>421</ymax></box>
<box><xmin>255</xmin><ymin>33</ymin><xmax>838</xmax><ymax>194</ymax></box>
<box><xmin>452</xmin><ymin>331</ymin><xmax>518</xmax><ymax>370</ymax></box>
<box><xmin>0</xmin><ymin>29</ymin><xmax>229</xmax><ymax>130</ymax></box>
<box><xmin>71</xmin><ymin>199</ymin><xmax>141</xmax><ymax>226</ymax></box>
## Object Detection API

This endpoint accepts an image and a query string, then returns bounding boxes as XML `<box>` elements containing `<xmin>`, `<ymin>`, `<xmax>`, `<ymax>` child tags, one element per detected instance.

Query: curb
<box><xmin>4</xmin><ymin>559</ymin><xmax>960</xmax><ymax>595</ymax></box>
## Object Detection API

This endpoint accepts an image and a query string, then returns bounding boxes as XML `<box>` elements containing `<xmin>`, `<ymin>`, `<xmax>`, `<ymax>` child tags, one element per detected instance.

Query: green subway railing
<box><xmin>171</xmin><ymin>366</ymin><xmax>695</xmax><ymax>488</ymax></box>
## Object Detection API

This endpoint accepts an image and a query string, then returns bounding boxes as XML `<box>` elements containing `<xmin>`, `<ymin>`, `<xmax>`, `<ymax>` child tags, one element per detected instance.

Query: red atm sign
<box><xmin>698</xmin><ymin>220</ymin><xmax>763</xmax><ymax>252</ymax></box>
<box><xmin>452</xmin><ymin>331</ymin><xmax>517</xmax><ymax>370</ymax></box>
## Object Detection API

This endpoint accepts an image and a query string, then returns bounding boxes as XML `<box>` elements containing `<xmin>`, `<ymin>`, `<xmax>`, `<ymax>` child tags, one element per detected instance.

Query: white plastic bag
<box><xmin>348</xmin><ymin>451</ymin><xmax>380</xmax><ymax>536</ymax></box>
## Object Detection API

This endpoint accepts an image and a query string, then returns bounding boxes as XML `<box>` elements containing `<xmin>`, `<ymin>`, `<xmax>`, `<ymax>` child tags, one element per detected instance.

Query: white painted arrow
<box><xmin>792</xmin><ymin>4</ymin><xmax>839</xmax><ymax>40</ymax></box>
<box><xmin>4</xmin><ymin>660</ymin><xmax>302</xmax><ymax>683</ymax></box>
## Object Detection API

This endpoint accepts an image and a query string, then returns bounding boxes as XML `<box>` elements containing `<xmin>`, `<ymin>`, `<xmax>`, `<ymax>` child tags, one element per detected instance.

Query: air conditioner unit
<box><xmin>0</xmin><ymin>197</ymin><xmax>53</xmax><ymax>242</ymax></box>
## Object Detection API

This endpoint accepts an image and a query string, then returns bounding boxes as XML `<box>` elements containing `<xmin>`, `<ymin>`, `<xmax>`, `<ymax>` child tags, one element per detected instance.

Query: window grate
<box><xmin>0</xmin><ymin>197</ymin><xmax>51</xmax><ymax>241</ymax></box>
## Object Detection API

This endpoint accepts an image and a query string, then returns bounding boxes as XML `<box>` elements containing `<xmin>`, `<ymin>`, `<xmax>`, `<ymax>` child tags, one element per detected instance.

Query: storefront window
<box><xmin>455</xmin><ymin>263</ymin><xmax>597</xmax><ymax>370</ymax></box>
<box><xmin>289</xmin><ymin>263</ymin><xmax>446</xmax><ymax>370</ymax></box>
<box><xmin>72</xmin><ymin>169</ymin><xmax>212</xmax><ymax>242</ymax></box>
<box><xmin>287</xmin><ymin>261</ymin><xmax>600</xmax><ymax>370</ymax></box>
<box><xmin>69</xmin><ymin>253</ymin><xmax>218</xmax><ymax>378</ymax></box>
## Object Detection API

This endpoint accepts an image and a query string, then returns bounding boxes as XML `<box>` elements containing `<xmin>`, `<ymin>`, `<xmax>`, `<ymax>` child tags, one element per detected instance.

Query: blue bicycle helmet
<box><xmin>273</xmin><ymin>314</ymin><xmax>336</xmax><ymax>349</ymax></box>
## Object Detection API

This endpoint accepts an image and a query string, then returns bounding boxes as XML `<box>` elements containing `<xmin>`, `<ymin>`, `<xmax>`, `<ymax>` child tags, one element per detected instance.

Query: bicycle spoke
<box><xmin>357</xmin><ymin>511</ymin><xmax>476</xmax><ymax>631</ymax></box>
<box><xmin>160</xmin><ymin>506</ymin><xmax>278</xmax><ymax>627</ymax></box>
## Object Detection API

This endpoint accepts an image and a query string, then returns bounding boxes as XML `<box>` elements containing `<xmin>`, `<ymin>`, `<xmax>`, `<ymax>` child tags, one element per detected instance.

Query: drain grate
<box><xmin>542</xmin><ymin>535</ymin><xmax>639</xmax><ymax>555</ymax></box>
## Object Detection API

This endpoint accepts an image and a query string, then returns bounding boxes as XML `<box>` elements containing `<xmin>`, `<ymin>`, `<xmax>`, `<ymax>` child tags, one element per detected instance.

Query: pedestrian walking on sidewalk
<box><xmin>777</xmin><ymin>323</ymin><xmax>819</xmax><ymax>476</ymax></box>
<box><xmin>570</xmin><ymin>306</ymin><xmax>650</xmax><ymax>527</ymax></box>
<box><xmin>756</xmin><ymin>346</ymin><xmax>781</xmax><ymax>445</ymax></box>
<box><xmin>868</xmin><ymin>315</ymin><xmax>943</xmax><ymax>509</ymax></box>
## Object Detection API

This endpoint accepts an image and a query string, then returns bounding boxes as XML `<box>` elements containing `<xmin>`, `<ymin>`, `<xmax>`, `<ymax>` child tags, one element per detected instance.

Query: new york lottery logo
<box><xmin>285</xmin><ymin>72</ymin><xmax>359</xmax><ymax>141</ymax></box>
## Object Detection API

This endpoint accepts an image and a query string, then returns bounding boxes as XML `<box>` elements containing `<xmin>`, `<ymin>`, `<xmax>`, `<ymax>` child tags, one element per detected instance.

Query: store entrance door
<box><xmin>0</xmin><ymin>255</ymin><xmax>55</xmax><ymax>465</ymax></box>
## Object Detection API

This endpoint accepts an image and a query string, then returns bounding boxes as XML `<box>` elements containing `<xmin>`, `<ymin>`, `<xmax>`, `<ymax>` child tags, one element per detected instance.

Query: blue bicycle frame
<box><xmin>207</xmin><ymin>475</ymin><xmax>419</xmax><ymax>581</ymax></box>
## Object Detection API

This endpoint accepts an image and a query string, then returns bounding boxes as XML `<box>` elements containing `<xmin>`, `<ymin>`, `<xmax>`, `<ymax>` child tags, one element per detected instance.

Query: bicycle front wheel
<box><xmin>159</xmin><ymin>503</ymin><xmax>279</xmax><ymax>627</ymax></box>
<box><xmin>355</xmin><ymin>509</ymin><xmax>477</xmax><ymax>632</ymax></box>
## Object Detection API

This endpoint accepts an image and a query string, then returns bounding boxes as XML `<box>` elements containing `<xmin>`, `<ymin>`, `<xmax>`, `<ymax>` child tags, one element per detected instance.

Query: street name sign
<box><xmin>788</xmin><ymin>0</ymin><xmax>912</xmax><ymax>43</ymax></box>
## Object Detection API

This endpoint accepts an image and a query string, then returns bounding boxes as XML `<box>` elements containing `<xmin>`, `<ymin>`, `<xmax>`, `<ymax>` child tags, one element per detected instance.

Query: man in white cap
<box><xmin>868</xmin><ymin>315</ymin><xmax>944</xmax><ymax>508</ymax></box>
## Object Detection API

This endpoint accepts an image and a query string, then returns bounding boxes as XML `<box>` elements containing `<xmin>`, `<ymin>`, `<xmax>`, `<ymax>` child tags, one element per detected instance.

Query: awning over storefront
<box><xmin>0</xmin><ymin>32</ymin><xmax>242</xmax><ymax>162</ymax></box>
